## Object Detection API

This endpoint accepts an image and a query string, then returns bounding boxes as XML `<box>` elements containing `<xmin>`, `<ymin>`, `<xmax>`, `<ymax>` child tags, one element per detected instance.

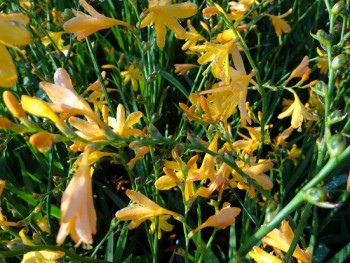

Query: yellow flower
<box><xmin>127</xmin><ymin>142</ymin><xmax>150</xmax><ymax>170</ymax></box>
<box><xmin>316</xmin><ymin>47</ymin><xmax>328</xmax><ymax>75</ymax></box>
<box><xmin>284</xmin><ymin>56</ymin><xmax>311</xmax><ymax>86</ymax></box>
<box><xmin>277</xmin><ymin>89</ymin><xmax>317</xmax><ymax>131</ymax></box>
<box><xmin>63</xmin><ymin>0</ymin><xmax>131</xmax><ymax>41</ymax></box>
<box><xmin>0</xmin><ymin>117</ymin><xmax>25</xmax><ymax>133</ymax></box>
<box><xmin>108</xmin><ymin>104</ymin><xmax>143</xmax><ymax>138</ymax></box>
<box><xmin>29</xmin><ymin>132</ymin><xmax>56</xmax><ymax>153</ymax></box>
<box><xmin>149</xmin><ymin>215</ymin><xmax>174</xmax><ymax>239</ymax></box>
<box><xmin>41</xmin><ymin>31</ymin><xmax>71</xmax><ymax>56</ymax></box>
<box><xmin>188</xmin><ymin>202</ymin><xmax>241</xmax><ymax>238</ymax></box>
<box><xmin>20</xmin><ymin>95</ymin><xmax>60</xmax><ymax>124</ymax></box>
<box><xmin>230</xmin><ymin>158</ymin><xmax>273</xmax><ymax>198</ymax></box>
<box><xmin>261</xmin><ymin>220</ymin><xmax>312</xmax><ymax>263</ymax></box>
<box><xmin>287</xmin><ymin>144</ymin><xmax>304</xmax><ymax>165</ymax></box>
<box><xmin>68</xmin><ymin>116</ymin><xmax>108</xmax><ymax>142</ymax></box>
<box><xmin>56</xmin><ymin>147</ymin><xmax>96</xmax><ymax>247</ymax></box>
<box><xmin>0</xmin><ymin>13</ymin><xmax>31</xmax><ymax>88</ymax></box>
<box><xmin>177</xmin><ymin>19</ymin><xmax>206</xmax><ymax>50</ymax></box>
<box><xmin>174</xmin><ymin>64</ymin><xmax>198</xmax><ymax>75</ymax></box>
<box><xmin>155</xmin><ymin>155</ymin><xmax>198</xmax><ymax>202</ymax></box>
<box><xmin>249</xmin><ymin>246</ymin><xmax>282</xmax><ymax>263</ymax></box>
<box><xmin>115</xmin><ymin>189</ymin><xmax>180</xmax><ymax>229</ymax></box>
<box><xmin>0</xmin><ymin>180</ymin><xmax>18</xmax><ymax>227</ymax></box>
<box><xmin>190</xmin><ymin>41</ymin><xmax>234</xmax><ymax>84</ymax></box>
<box><xmin>264</xmin><ymin>9</ymin><xmax>292</xmax><ymax>36</ymax></box>
<box><xmin>22</xmin><ymin>250</ymin><xmax>65</xmax><ymax>263</ymax></box>
<box><xmin>274</xmin><ymin>126</ymin><xmax>294</xmax><ymax>148</ymax></box>
<box><xmin>120</xmin><ymin>64</ymin><xmax>143</xmax><ymax>91</ymax></box>
<box><xmin>139</xmin><ymin>0</ymin><xmax>197</xmax><ymax>48</ymax></box>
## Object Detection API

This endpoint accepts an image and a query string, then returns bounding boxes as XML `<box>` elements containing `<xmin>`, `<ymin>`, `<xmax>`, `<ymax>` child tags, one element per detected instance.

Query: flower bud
<box><xmin>331</xmin><ymin>1</ymin><xmax>345</xmax><ymax>15</ymax></box>
<box><xmin>331</xmin><ymin>54</ymin><xmax>348</xmax><ymax>70</ymax></box>
<box><xmin>312</xmin><ymin>80</ymin><xmax>327</xmax><ymax>97</ymax></box>
<box><xmin>327</xmin><ymin>134</ymin><xmax>346</xmax><ymax>157</ymax></box>
<box><xmin>29</xmin><ymin>132</ymin><xmax>53</xmax><ymax>153</ymax></box>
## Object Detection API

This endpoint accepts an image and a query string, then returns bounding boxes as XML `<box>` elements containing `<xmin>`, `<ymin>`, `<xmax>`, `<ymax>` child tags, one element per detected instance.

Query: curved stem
<box><xmin>237</xmin><ymin>145</ymin><xmax>350</xmax><ymax>256</ymax></box>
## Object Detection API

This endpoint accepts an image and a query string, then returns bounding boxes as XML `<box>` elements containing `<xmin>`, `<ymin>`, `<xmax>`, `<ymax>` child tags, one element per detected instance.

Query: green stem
<box><xmin>237</xmin><ymin>145</ymin><xmax>350</xmax><ymax>256</ymax></box>
<box><xmin>86</xmin><ymin>38</ymin><xmax>116</xmax><ymax>117</ymax></box>
<box><xmin>286</xmin><ymin>203</ymin><xmax>312</xmax><ymax>258</ymax></box>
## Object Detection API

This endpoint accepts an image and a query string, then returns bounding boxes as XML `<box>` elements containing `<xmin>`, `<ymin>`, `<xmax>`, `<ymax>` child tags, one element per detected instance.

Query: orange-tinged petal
<box><xmin>153</xmin><ymin>3</ymin><xmax>197</xmax><ymax>19</ymax></box>
<box><xmin>0</xmin><ymin>45</ymin><xmax>17</xmax><ymax>88</ymax></box>
<box><xmin>3</xmin><ymin>91</ymin><xmax>26</xmax><ymax>119</ymax></box>
<box><xmin>188</xmin><ymin>203</ymin><xmax>241</xmax><ymax>237</ymax></box>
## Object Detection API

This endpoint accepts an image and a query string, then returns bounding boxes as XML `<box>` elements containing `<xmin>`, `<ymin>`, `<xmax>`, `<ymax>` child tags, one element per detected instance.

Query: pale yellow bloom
<box><xmin>63</xmin><ymin>0</ymin><xmax>131</xmax><ymax>41</ymax></box>
<box><xmin>277</xmin><ymin>89</ymin><xmax>317</xmax><ymax>131</ymax></box>
<box><xmin>121</xmin><ymin>64</ymin><xmax>143</xmax><ymax>91</ymax></box>
<box><xmin>115</xmin><ymin>189</ymin><xmax>180</xmax><ymax>229</ymax></box>
<box><xmin>0</xmin><ymin>13</ymin><xmax>31</xmax><ymax>88</ymax></box>
<box><xmin>265</xmin><ymin>9</ymin><xmax>292</xmax><ymax>36</ymax></box>
<box><xmin>108</xmin><ymin>104</ymin><xmax>143</xmax><ymax>138</ymax></box>
<box><xmin>56</xmin><ymin>148</ymin><xmax>96</xmax><ymax>247</ymax></box>
<box><xmin>139</xmin><ymin>0</ymin><xmax>197</xmax><ymax>48</ymax></box>
<box><xmin>40</xmin><ymin>68</ymin><xmax>104</xmax><ymax>128</ymax></box>
<box><xmin>188</xmin><ymin>202</ymin><xmax>241</xmax><ymax>238</ymax></box>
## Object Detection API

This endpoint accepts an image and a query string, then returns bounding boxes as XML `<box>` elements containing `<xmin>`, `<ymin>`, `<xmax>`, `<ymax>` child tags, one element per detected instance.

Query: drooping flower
<box><xmin>264</xmin><ymin>9</ymin><xmax>292</xmax><ymax>36</ymax></box>
<box><xmin>115</xmin><ymin>189</ymin><xmax>181</xmax><ymax>229</ymax></box>
<box><xmin>284</xmin><ymin>56</ymin><xmax>311</xmax><ymax>86</ymax></box>
<box><xmin>139</xmin><ymin>0</ymin><xmax>197</xmax><ymax>48</ymax></box>
<box><xmin>56</xmin><ymin>147</ymin><xmax>97</xmax><ymax>247</ymax></box>
<box><xmin>277</xmin><ymin>89</ymin><xmax>317</xmax><ymax>131</ymax></box>
<box><xmin>120</xmin><ymin>64</ymin><xmax>143</xmax><ymax>91</ymax></box>
<box><xmin>188</xmin><ymin>202</ymin><xmax>241</xmax><ymax>238</ymax></box>
<box><xmin>108</xmin><ymin>104</ymin><xmax>143</xmax><ymax>138</ymax></box>
<box><xmin>63</xmin><ymin>0</ymin><xmax>131</xmax><ymax>41</ymax></box>
<box><xmin>0</xmin><ymin>13</ymin><xmax>31</xmax><ymax>88</ymax></box>
<box><xmin>260</xmin><ymin>220</ymin><xmax>312</xmax><ymax>263</ymax></box>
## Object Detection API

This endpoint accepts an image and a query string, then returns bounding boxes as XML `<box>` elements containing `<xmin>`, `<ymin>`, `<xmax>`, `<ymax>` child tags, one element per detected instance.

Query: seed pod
<box><xmin>328</xmin><ymin>110</ymin><xmax>348</xmax><ymax>125</ymax></box>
